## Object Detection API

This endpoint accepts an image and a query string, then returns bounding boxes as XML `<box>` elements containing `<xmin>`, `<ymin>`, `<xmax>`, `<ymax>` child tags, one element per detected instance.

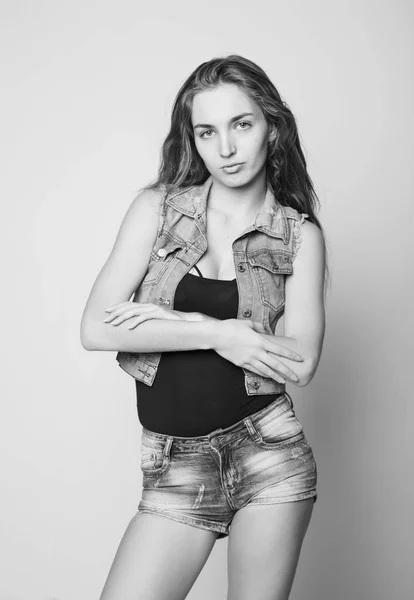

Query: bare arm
<box><xmin>86</xmin><ymin>318</ymin><xmax>218</xmax><ymax>352</ymax></box>
<box><xmin>80</xmin><ymin>188</ymin><xmax>218</xmax><ymax>352</ymax></box>
<box><xmin>267</xmin><ymin>220</ymin><xmax>326</xmax><ymax>387</ymax></box>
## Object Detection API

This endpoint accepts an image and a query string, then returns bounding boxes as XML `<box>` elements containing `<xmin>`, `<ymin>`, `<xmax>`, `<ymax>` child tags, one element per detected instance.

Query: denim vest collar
<box><xmin>166</xmin><ymin>175</ymin><xmax>290</xmax><ymax>244</ymax></box>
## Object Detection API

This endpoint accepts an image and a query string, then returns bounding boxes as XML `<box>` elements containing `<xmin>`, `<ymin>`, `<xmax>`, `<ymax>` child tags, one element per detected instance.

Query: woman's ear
<box><xmin>268</xmin><ymin>125</ymin><xmax>278</xmax><ymax>144</ymax></box>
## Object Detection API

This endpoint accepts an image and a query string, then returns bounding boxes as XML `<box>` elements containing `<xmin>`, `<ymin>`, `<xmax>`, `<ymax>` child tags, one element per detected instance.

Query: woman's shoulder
<box><xmin>277</xmin><ymin>205</ymin><xmax>322</xmax><ymax>261</ymax></box>
<box><xmin>138</xmin><ymin>182</ymin><xmax>195</xmax><ymax>204</ymax></box>
<box><xmin>279</xmin><ymin>204</ymin><xmax>321</xmax><ymax>235</ymax></box>
<box><xmin>136</xmin><ymin>184</ymin><xmax>165</xmax><ymax>203</ymax></box>
<box><xmin>280</xmin><ymin>204</ymin><xmax>309</xmax><ymax>223</ymax></box>
<box><xmin>123</xmin><ymin>186</ymin><xmax>166</xmax><ymax>237</ymax></box>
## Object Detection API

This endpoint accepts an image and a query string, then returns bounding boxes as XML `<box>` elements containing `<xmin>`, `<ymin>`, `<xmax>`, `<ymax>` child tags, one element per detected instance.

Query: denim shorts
<box><xmin>137</xmin><ymin>392</ymin><xmax>317</xmax><ymax>539</ymax></box>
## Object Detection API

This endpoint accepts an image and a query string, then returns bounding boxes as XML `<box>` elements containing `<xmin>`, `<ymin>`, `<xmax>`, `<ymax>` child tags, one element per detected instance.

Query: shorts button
<box><xmin>157</xmin><ymin>248</ymin><xmax>167</xmax><ymax>257</ymax></box>
<box><xmin>251</xmin><ymin>380</ymin><xmax>260</xmax><ymax>389</ymax></box>
<box><xmin>242</xmin><ymin>309</ymin><xmax>252</xmax><ymax>318</ymax></box>
<box><xmin>237</xmin><ymin>263</ymin><xmax>246</xmax><ymax>272</ymax></box>
<box><xmin>210</xmin><ymin>437</ymin><xmax>218</xmax><ymax>447</ymax></box>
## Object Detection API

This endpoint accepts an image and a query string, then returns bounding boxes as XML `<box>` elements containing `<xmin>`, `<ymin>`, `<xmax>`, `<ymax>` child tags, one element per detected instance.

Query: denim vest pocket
<box><xmin>248</xmin><ymin>249</ymin><xmax>293</xmax><ymax>312</ymax></box>
<box><xmin>141</xmin><ymin>236</ymin><xmax>187</xmax><ymax>287</ymax></box>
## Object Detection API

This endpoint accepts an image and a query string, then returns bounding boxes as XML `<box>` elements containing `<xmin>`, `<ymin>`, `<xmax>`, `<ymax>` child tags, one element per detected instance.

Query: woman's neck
<box><xmin>208</xmin><ymin>170</ymin><xmax>268</xmax><ymax>221</ymax></box>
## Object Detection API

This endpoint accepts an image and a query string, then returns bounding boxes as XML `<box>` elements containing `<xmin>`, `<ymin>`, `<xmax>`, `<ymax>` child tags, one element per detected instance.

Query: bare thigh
<box><xmin>100</xmin><ymin>512</ymin><xmax>219</xmax><ymax>600</ymax></box>
<box><xmin>227</xmin><ymin>498</ymin><xmax>314</xmax><ymax>600</ymax></box>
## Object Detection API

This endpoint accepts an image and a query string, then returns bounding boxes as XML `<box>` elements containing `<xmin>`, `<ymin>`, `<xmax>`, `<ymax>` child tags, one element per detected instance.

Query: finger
<box><xmin>105</xmin><ymin>302</ymin><xmax>156</xmax><ymax>313</ymax></box>
<box><xmin>247</xmin><ymin>360</ymin><xmax>286</xmax><ymax>384</ymax></box>
<box><xmin>262</xmin><ymin>353</ymin><xmax>299</xmax><ymax>382</ymax></box>
<box><xmin>264</xmin><ymin>340</ymin><xmax>304</xmax><ymax>362</ymax></box>
<box><xmin>251</xmin><ymin>321</ymin><xmax>267</xmax><ymax>334</ymax></box>
<box><xmin>109</xmin><ymin>309</ymin><xmax>145</xmax><ymax>326</ymax></box>
<box><xmin>104</xmin><ymin>305</ymin><xmax>158</xmax><ymax>322</ymax></box>
<box><xmin>104</xmin><ymin>305</ymin><xmax>136</xmax><ymax>319</ymax></box>
<box><xmin>105</xmin><ymin>302</ymin><xmax>132</xmax><ymax>312</ymax></box>
<box><xmin>104</xmin><ymin>309</ymin><xmax>138</xmax><ymax>325</ymax></box>
<box><xmin>126</xmin><ymin>317</ymin><xmax>141</xmax><ymax>330</ymax></box>
<box><xmin>103</xmin><ymin>313</ymin><xmax>120</xmax><ymax>323</ymax></box>
<box><xmin>127</xmin><ymin>315</ymin><xmax>153</xmax><ymax>329</ymax></box>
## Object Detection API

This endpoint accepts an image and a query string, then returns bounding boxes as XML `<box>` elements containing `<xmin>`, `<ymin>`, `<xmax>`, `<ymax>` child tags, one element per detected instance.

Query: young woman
<box><xmin>81</xmin><ymin>54</ymin><xmax>328</xmax><ymax>600</ymax></box>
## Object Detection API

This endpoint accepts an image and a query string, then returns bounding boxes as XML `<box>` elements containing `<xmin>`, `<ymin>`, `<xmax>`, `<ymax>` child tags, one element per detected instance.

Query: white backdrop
<box><xmin>1</xmin><ymin>1</ymin><xmax>413</xmax><ymax>598</ymax></box>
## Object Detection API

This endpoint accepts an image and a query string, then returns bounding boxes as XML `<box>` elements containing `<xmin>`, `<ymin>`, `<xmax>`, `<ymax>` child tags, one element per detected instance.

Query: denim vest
<box><xmin>116</xmin><ymin>175</ymin><xmax>307</xmax><ymax>396</ymax></box>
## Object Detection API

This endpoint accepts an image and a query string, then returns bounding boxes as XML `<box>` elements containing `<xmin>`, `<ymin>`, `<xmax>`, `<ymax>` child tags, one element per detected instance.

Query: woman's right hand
<box><xmin>211</xmin><ymin>319</ymin><xmax>303</xmax><ymax>384</ymax></box>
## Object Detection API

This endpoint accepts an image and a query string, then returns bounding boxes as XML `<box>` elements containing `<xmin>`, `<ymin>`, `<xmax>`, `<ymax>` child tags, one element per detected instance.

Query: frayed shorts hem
<box><xmin>137</xmin><ymin>491</ymin><xmax>317</xmax><ymax>539</ymax></box>
<box><xmin>248</xmin><ymin>490</ymin><xmax>318</xmax><ymax>505</ymax></box>
<box><xmin>136</xmin><ymin>505</ymin><xmax>229</xmax><ymax>537</ymax></box>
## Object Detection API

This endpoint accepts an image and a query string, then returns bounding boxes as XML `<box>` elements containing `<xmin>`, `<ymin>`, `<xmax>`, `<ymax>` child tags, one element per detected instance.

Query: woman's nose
<box><xmin>219</xmin><ymin>135</ymin><xmax>236</xmax><ymax>158</ymax></box>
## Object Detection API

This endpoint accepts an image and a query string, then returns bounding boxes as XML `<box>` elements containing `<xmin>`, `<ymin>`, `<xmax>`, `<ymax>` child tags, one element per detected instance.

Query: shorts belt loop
<box><xmin>244</xmin><ymin>417</ymin><xmax>261</xmax><ymax>442</ymax></box>
<box><xmin>164</xmin><ymin>437</ymin><xmax>173</xmax><ymax>458</ymax></box>
<box><xmin>285</xmin><ymin>391</ymin><xmax>294</xmax><ymax>409</ymax></box>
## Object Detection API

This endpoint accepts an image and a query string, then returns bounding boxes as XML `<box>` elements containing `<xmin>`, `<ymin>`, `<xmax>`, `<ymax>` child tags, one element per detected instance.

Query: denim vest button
<box><xmin>242</xmin><ymin>309</ymin><xmax>252</xmax><ymax>318</ymax></box>
<box><xmin>237</xmin><ymin>263</ymin><xmax>246</xmax><ymax>272</ymax></box>
<box><xmin>251</xmin><ymin>380</ymin><xmax>260</xmax><ymax>389</ymax></box>
<box><xmin>157</xmin><ymin>248</ymin><xmax>167</xmax><ymax>258</ymax></box>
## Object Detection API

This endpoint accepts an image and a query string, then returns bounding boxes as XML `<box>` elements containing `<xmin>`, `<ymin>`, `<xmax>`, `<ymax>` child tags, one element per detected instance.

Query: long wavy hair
<box><xmin>144</xmin><ymin>54</ymin><xmax>330</xmax><ymax>293</ymax></box>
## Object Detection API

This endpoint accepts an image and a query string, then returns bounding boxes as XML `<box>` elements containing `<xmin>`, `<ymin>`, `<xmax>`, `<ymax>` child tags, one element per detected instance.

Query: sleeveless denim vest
<box><xmin>116</xmin><ymin>175</ymin><xmax>308</xmax><ymax>396</ymax></box>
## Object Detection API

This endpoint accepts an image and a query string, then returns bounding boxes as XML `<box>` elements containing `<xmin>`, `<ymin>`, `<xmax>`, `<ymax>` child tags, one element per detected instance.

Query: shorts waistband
<box><xmin>141</xmin><ymin>392</ymin><xmax>293</xmax><ymax>448</ymax></box>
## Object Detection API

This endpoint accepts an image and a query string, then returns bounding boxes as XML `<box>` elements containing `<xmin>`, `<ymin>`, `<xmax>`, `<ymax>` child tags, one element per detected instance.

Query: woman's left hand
<box><xmin>103</xmin><ymin>302</ymin><xmax>204</xmax><ymax>329</ymax></box>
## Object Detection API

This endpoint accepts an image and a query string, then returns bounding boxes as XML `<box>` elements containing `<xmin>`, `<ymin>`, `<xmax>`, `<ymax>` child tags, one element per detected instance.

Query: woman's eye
<box><xmin>200</xmin><ymin>122</ymin><xmax>251</xmax><ymax>139</ymax></box>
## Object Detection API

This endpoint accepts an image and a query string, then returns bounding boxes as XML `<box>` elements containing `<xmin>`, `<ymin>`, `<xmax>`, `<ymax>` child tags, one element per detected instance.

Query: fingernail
<box><xmin>104</xmin><ymin>318</ymin><xmax>110</xmax><ymax>322</ymax></box>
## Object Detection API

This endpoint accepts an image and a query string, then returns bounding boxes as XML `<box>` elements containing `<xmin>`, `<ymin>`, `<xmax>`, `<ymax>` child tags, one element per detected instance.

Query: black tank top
<box><xmin>135</xmin><ymin>265</ymin><xmax>282</xmax><ymax>436</ymax></box>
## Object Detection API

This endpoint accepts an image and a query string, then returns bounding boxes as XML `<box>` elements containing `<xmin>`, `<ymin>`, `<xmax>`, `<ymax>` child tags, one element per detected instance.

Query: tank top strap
<box><xmin>192</xmin><ymin>264</ymin><xmax>204</xmax><ymax>278</ymax></box>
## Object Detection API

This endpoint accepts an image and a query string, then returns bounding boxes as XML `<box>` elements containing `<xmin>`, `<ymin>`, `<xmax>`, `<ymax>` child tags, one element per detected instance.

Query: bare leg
<box><xmin>100</xmin><ymin>512</ymin><xmax>219</xmax><ymax>600</ymax></box>
<box><xmin>227</xmin><ymin>498</ymin><xmax>314</xmax><ymax>600</ymax></box>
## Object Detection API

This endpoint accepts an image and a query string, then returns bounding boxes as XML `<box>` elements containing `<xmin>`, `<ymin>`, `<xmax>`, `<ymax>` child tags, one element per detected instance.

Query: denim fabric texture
<box><xmin>116</xmin><ymin>175</ymin><xmax>309</xmax><ymax>396</ymax></box>
<box><xmin>137</xmin><ymin>392</ymin><xmax>317</xmax><ymax>538</ymax></box>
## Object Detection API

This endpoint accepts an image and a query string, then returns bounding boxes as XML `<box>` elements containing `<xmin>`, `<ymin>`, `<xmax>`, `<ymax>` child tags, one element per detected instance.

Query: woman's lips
<box><xmin>222</xmin><ymin>163</ymin><xmax>244</xmax><ymax>173</ymax></box>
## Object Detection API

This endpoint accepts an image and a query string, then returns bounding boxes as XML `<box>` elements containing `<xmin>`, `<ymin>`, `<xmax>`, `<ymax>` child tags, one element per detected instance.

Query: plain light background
<box><xmin>1</xmin><ymin>0</ymin><xmax>413</xmax><ymax>599</ymax></box>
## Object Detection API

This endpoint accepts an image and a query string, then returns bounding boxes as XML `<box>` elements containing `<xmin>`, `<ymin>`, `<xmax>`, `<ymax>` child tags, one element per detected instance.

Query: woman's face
<box><xmin>191</xmin><ymin>83</ymin><xmax>275</xmax><ymax>187</ymax></box>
